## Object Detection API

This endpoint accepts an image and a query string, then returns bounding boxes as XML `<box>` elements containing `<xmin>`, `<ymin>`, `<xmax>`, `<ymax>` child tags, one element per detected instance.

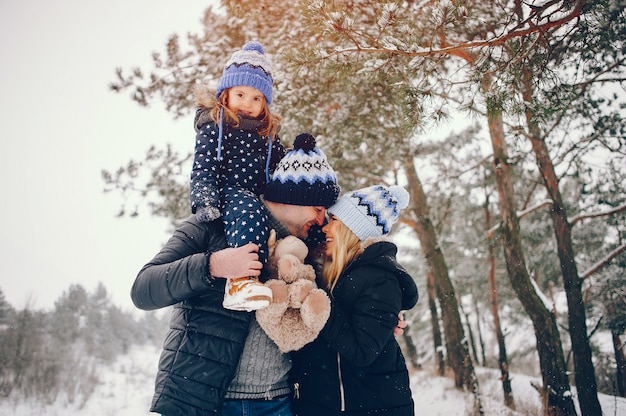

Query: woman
<box><xmin>292</xmin><ymin>184</ymin><xmax>419</xmax><ymax>416</ymax></box>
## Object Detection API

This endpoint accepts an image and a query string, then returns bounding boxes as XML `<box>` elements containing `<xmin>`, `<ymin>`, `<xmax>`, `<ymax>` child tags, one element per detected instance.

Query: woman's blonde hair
<box><xmin>322</xmin><ymin>220</ymin><xmax>363</xmax><ymax>292</ymax></box>
<box><xmin>194</xmin><ymin>83</ymin><xmax>281</xmax><ymax>138</ymax></box>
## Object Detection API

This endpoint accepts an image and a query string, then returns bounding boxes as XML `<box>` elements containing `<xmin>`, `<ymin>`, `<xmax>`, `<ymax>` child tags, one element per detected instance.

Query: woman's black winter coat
<box><xmin>292</xmin><ymin>240</ymin><xmax>419</xmax><ymax>416</ymax></box>
<box><xmin>130</xmin><ymin>216</ymin><xmax>251</xmax><ymax>416</ymax></box>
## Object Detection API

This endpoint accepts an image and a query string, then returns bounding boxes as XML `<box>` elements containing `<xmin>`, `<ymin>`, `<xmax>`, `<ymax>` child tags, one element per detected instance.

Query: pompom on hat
<box><xmin>265</xmin><ymin>133</ymin><xmax>340</xmax><ymax>207</ymax></box>
<box><xmin>328</xmin><ymin>184</ymin><xmax>410</xmax><ymax>241</ymax></box>
<box><xmin>216</xmin><ymin>41</ymin><xmax>274</xmax><ymax>105</ymax></box>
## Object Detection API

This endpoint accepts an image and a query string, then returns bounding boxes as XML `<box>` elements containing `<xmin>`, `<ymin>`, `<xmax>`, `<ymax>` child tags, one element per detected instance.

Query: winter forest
<box><xmin>1</xmin><ymin>0</ymin><xmax>625</xmax><ymax>415</ymax></box>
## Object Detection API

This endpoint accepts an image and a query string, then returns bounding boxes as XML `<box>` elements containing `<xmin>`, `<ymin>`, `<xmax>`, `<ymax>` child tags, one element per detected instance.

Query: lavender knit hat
<box><xmin>216</xmin><ymin>41</ymin><xmax>274</xmax><ymax>104</ymax></box>
<box><xmin>328</xmin><ymin>185</ymin><xmax>410</xmax><ymax>241</ymax></box>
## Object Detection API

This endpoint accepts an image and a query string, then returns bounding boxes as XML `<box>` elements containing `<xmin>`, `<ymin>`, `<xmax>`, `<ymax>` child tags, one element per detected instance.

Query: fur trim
<box><xmin>194</xmin><ymin>108</ymin><xmax>213</xmax><ymax>132</ymax></box>
<box><xmin>194</xmin><ymin>83</ymin><xmax>217</xmax><ymax>108</ymax></box>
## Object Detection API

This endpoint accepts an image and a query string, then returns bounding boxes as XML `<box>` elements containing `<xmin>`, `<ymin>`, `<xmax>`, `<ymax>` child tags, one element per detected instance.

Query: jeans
<box><xmin>221</xmin><ymin>395</ymin><xmax>293</xmax><ymax>416</ymax></box>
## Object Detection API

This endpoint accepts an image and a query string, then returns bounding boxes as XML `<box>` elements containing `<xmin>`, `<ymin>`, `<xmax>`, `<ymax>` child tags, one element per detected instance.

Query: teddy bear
<box><xmin>256</xmin><ymin>231</ymin><xmax>331</xmax><ymax>353</ymax></box>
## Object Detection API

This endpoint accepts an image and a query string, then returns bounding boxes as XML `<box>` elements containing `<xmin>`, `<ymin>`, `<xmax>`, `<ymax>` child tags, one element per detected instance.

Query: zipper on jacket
<box><xmin>293</xmin><ymin>382</ymin><xmax>300</xmax><ymax>399</ymax></box>
<box><xmin>337</xmin><ymin>353</ymin><xmax>346</xmax><ymax>411</ymax></box>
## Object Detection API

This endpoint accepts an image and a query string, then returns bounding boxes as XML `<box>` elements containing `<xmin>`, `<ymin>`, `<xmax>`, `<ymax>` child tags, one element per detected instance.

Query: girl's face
<box><xmin>226</xmin><ymin>86</ymin><xmax>265</xmax><ymax>118</ymax></box>
<box><xmin>322</xmin><ymin>215</ymin><xmax>341</xmax><ymax>258</ymax></box>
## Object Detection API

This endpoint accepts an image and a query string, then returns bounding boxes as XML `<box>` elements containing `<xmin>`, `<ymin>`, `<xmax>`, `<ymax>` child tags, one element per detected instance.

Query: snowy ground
<box><xmin>1</xmin><ymin>345</ymin><xmax>624</xmax><ymax>416</ymax></box>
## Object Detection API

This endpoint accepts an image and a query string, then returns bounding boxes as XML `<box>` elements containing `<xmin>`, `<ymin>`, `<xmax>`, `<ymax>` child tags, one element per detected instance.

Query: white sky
<box><xmin>0</xmin><ymin>0</ymin><xmax>212</xmax><ymax>310</ymax></box>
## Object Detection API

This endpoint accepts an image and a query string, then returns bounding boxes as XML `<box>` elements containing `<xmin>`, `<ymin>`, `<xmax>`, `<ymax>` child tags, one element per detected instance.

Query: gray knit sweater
<box><xmin>225</xmin><ymin>318</ymin><xmax>292</xmax><ymax>399</ymax></box>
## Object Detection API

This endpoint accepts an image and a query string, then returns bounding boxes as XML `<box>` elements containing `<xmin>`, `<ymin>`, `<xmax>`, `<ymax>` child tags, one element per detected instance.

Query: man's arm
<box><xmin>130</xmin><ymin>217</ymin><xmax>261</xmax><ymax>311</ymax></box>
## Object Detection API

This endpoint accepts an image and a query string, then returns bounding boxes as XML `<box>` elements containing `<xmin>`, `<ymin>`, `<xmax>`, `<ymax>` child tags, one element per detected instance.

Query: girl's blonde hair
<box><xmin>194</xmin><ymin>83</ymin><xmax>281</xmax><ymax>138</ymax></box>
<box><xmin>322</xmin><ymin>220</ymin><xmax>363</xmax><ymax>292</ymax></box>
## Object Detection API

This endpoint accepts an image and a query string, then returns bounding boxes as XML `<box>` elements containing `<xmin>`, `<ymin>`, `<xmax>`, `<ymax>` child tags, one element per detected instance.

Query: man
<box><xmin>131</xmin><ymin>134</ymin><xmax>340</xmax><ymax>416</ymax></box>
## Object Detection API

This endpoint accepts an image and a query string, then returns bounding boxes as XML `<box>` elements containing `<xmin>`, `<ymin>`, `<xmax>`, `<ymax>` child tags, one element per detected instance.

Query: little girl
<box><xmin>190</xmin><ymin>41</ymin><xmax>286</xmax><ymax>311</ymax></box>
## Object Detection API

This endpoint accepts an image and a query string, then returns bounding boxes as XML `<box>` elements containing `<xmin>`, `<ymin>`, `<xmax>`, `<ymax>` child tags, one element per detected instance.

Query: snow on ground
<box><xmin>1</xmin><ymin>345</ymin><xmax>624</xmax><ymax>416</ymax></box>
<box><xmin>0</xmin><ymin>345</ymin><xmax>157</xmax><ymax>416</ymax></box>
<box><xmin>410</xmin><ymin>370</ymin><xmax>468</xmax><ymax>414</ymax></box>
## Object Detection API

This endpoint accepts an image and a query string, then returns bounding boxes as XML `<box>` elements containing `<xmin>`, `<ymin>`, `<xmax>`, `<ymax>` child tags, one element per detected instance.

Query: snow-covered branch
<box><xmin>581</xmin><ymin>243</ymin><xmax>626</xmax><ymax>280</ymax></box>
<box><xmin>313</xmin><ymin>0</ymin><xmax>586</xmax><ymax>65</ymax></box>
<box><xmin>570</xmin><ymin>203</ymin><xmax>626</xmax><ymax>226</ymax></box>
<box><xmin>487</xmin><ymin>199</ymin><xmax>554</xmax><ymax>239</ymax></box>
<box><xmin>530</xmin><ymin>274</ymin><xmax>554</xmax><ymax>312</ymax></box>
<box><xmin>487</xmin><ymin>202</ymin><xmax>626</xmax><ymax>239</ymax></box>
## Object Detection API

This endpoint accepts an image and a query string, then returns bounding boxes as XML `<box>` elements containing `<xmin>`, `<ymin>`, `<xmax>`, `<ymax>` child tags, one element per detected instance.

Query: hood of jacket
<box><xmin>349</xmin><ymin>239</ymin><xmax>418</xmax><ymax>310</ymax></box>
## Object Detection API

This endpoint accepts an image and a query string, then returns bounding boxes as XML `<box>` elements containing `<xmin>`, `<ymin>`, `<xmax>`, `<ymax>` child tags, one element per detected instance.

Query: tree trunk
<box><xmin>401</xmin><ymin>330</ymin><xmax>421</xmax><ymax>370</ymax></box>
<box><xmin>403</xmin><ymin>158</ymin><xmax>479</xmax><ymax>396</ymax></box>
<box><xmin>521</xmin><ymin>68</ymin><xmax>602</xmax><ymax>416</ymax></box>
<box><xmin>613</xmin><ymin>331</ymin><xmax>626</xmax><ymax>397</ymax></box>
<box><xmin>482</xmin><ymin>74</ymin><xmax>576</xmax><ymax>416</ymax></box>
<box><xmin>460</xmin><ymin>302</ymin><xmax>480</xmax><ymax>365</ymax></box>
<box><xmin>426</xmin><ymin>270</ymin><xmax>446</xmax><ymax>376</ymax></box>
<box><xmin>485</xmin><ymin>191</ymin><xmax>516</xmax><ymax>410</ymax></box>
<box><xmin>473</xmin><ymin>299</ymin><xmax>487</xmax><ymax>367</ymax></box>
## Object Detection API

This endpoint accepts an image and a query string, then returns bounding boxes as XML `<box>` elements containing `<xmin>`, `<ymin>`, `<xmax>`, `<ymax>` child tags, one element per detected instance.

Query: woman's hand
<box><xmin>394</xmin><ymin>312</ymin><xmax>407</xmax><ymax>337</ymax></box>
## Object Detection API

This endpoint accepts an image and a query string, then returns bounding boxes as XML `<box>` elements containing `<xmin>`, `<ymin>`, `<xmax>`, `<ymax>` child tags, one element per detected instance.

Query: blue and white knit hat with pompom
<box><xmin>265</xmin><ymin>133</ymin><xmax>340</xmax><ymax>207</ymax></box>
<box><xmin>328</xmin><ymin>184</ymin><xmax>409</xmax><ymax>241</ymax></box>
<box><xmin>216</xmin><ymin>41</ymin><xmax>273</xmax><ymax>104</ymax></box>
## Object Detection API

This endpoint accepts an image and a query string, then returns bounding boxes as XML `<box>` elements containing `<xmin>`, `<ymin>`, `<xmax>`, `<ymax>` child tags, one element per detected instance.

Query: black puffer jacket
<box><xmin>131</xmin><ymin>216</ymin><xmax>251</xmax><ymax>416</ymax></box>
<box><xmin>292</xmin><ymin>240</ymin><xmax>419</xmax><ymax>416</ymax></box>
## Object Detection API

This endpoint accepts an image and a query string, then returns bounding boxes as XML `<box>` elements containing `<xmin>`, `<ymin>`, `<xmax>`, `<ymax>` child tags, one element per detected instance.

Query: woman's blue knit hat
<box><xmin>265</xmin><ymin>133</ymin><xmax>340</xmax><ymax>207</ymax></box>
<box><xmin>216</xmin><ymin>41</ymin><xmax>274</xmax><ymax>105</ymax></box>
<box><xmin>328</xmin><ymin>184</ymin><xmax>410</xmax><ymax>241</ymax></box>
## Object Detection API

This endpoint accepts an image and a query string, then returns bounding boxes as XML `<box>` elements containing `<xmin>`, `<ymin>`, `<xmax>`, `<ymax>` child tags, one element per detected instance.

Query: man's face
<box><xmin>275</xmin><ymin>204</ymin><xmax>327</xmax><ymax>239</ymax></box>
